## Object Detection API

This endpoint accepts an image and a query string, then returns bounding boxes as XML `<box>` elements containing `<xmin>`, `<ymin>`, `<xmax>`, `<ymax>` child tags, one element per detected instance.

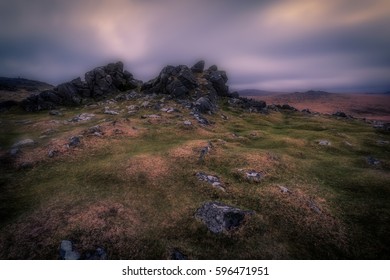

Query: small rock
<box><xmin>170</xmin><ymin>249</ymin><xmax>188</xmax><ymax>260</ymax></box>
<box><xmin>245</xmin><ymin>170</ymin><xmax>263</xmax><ymax>182</ymax></box>
<box><xmin>49</xmin><ymin>110</ymin><xmax>62</xmax><ymax>116</ymax></box>
<box><xmin>161</xmin><ymin>107</ymin><xmax>177</xmax><ymax>113</ymax></box>
<box><xmin>195</xmin><ymin>201</ymin><xmax>253</xmax><ymax>234</ymax></box>
<box><xmin>377</xmin><ymin>140</ymin><xmax>389</xmax><ymax>145</ymax></box>
<box><xmin>12</xmin><ymin>139</ymin><xmax>35</xmax><ymax>148</ymax></box>
<box><xmin>366</xmin><ymin>156</ymin><xmax>381</xmax><ymax>166</ymax></box>
<box><xmin>278</xmin><ymin>185</ymin><xmax>291</xmax><ymax>194</ymax></box>
<box><xmin>192</xmin><ymin>112</ymin><xmax>209</xmax><ymax>125</ymax></box>
<box><xmin>196</xmin><ymin>172</ymin><xmax>225</xmax><ymax>191</ymax></box>
<box><xmin>104</xmin><ymin>108</ymin><xmax>119</xmax><ymax>115</ymax></box>
<box><xmin>198</xmin><ymin>146</ymin><xmax>209</xmax><ymax>162</ymax></box>
<box><xmin>85</xmin><ymin>125</ymin><xmax>102</xmax><ymax>135</ymax></box>
<box><xmin>70</xmin><ymin>113</ymin><xmax>95</xmax><ymax>122</ymax></box>
<box><xmin>127</xmin><ymin>105</ymin><xmax>139</xmax><ymax>111</ymax></box>
<box><xmin>113</xmin><ymin>128</ymin><xmax>123</xmax><ymax>134</ymax></box>
<box><xmin>60</xmin><ymin>240</ymin><xmax>80</xmax><ymax>260</ymax></box>
<box><xmin>221</xmin><ymin>114</ymin><xmax>228</xmax><ymax>120</ymax></box>
<box><xmin>307</xmin><ymin>199</ymin><xmax>322</xmax><ymax>214</ymax></box>
<box><xmin>69</xmin><ymin>136</ymin><xmax>81</xmax><ymax>147</ymax></box>
<box><xmin>318</xmin><ymin>140</ymin><xmax>331</xmax><ymax>146</ymax></box>
<box><xmin>48</xmin><ymin>149</ymin><xmax>59</xmax><ymax>158</ymax></box>
<box><xmin>84</xmin><ymin>247</ymin><xmax>107</xmax><ymax>260</ymax></box>
<box><xmin>140</xmin><ymin>101</ymin><xmax>150</xmax><ymax>108</ymax></box>
<box><xmin>183</xmin><ymin>120</ymin><xmax>192</xmax><ymax>126</ymax></box>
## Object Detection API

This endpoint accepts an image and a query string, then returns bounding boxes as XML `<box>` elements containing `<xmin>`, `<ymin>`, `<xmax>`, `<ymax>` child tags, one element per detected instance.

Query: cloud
<box><xmin>0</xmin><ymin>0</ymin><xmax>389</xmax><ymax>91</ymax></box>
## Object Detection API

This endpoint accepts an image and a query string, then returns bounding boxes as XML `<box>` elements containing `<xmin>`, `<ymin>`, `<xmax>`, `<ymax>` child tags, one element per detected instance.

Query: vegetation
<box><xmin>0</xmin><ymin>96</ymin><xmax>389</xmax><ymax>259</ymax></box>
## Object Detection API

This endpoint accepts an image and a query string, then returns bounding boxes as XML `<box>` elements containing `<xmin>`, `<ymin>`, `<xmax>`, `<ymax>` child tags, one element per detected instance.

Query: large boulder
<box><xmin>195</xmin><ymin>201</ymin><xmax>254</xmax><ymax>233</ymax></box>
<box><xmin>85</xmin><ymin>61</ymin><xmax>141</xmax><ymax>99</ymax></box>
<box><xmin>142</xmin><ymin>65</ymin><xmax>198</xmax><ymax>97</ymax></box>
<box><xmin>206</xmin><ymin>70</ymin><xmax>229</xmax><ymax>96</ymax></box>
<box><xmin>194</xmin><ymin>96</ymin><xmax>216</xmax><ymax>114</ymax></box>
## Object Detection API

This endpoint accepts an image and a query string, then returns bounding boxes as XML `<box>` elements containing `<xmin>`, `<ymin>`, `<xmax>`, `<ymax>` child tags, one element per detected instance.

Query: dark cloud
<box><xmin>0</xmin><ymin>0</ymin><xmax>389</xmax><ymax>92</ymax></box>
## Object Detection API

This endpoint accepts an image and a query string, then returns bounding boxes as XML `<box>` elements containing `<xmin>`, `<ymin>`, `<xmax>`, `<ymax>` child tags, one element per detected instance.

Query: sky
<box><xmin>1</xmin><ymin>0</ymin><xmax>389</xmax><ymax>92</ymax></box>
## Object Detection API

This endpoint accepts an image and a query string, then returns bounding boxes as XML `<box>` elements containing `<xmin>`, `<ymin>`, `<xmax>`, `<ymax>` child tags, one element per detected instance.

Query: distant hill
<box><xmin>0</xmin><ymin>77</ymin><xmax>53</xmax><ymax>92</ymax></box>
<box><xmin>238</xmin><ymin>89</ymin><xmax>283</xmax><ymax>97</ymax></box>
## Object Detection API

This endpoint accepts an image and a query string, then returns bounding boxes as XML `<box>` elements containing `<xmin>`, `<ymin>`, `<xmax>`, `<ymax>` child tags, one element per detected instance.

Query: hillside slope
<box><xmin>0</xmin><ymin>63</ymin><xmax>389</xmax><ymax>260</ymax></box>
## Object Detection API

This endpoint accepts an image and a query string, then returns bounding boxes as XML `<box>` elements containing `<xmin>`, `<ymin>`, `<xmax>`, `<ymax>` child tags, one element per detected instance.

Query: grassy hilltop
<box><xmin>0</xmin><ymin>95</ymin><xmax>389</xmax><ymax>259</ymax></box>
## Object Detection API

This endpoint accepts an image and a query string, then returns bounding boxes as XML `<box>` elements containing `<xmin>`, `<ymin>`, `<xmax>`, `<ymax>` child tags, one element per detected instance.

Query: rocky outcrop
<box><xmin>142</xmin><ymin>60</ymin><xmax>229</xmax><ymax>100</ymax></box>
<box><xmin>21</xmin><ymin>62</ymin><xmax>142</xmax><ymax>111</ymax></box>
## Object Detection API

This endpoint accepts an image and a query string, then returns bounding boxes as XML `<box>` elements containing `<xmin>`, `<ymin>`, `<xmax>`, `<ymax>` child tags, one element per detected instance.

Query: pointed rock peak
<box><xmin>191</xmin><ymin>60</ymin><xmax>205</xmax><ymax>73</ymax></box>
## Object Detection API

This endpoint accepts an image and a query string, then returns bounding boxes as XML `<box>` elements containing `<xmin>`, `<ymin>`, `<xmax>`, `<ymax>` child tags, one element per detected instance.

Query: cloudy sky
<box><xmin>1</xmin><ymin>0</ymin><xmax>389</xmax><ymax>92</ymax></box>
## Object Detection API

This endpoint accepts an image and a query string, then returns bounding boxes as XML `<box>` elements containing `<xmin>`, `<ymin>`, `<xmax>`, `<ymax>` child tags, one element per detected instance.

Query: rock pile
<box><xmin>21</xmin><ymin>62</ymin><xmax>142</xmax><ymax>111</ymax></box>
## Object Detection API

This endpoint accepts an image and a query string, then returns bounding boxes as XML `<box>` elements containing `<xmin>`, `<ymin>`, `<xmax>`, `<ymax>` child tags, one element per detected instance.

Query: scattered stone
<box><xmin>192</xmin><ymin>112</ymin><xmax>209</xmax><ymax>125</ymax></box>
<box><xmin>198</xmin><ymin>146</ymin><xmax>209</xmax><ymax>163</ymax></box>
<box><xmin>49</xmin><ymin>110</ymin><xmax>62</xmax><ymax>116</ymax></box>
<box><xmin>60</xmin><ymin>240</ymin><xmax>80</xmax><ymax>260</ymax></box>
<box><xmin>12</xmin><ymin>139</ymin><xmax>35</xmax><ymax>148</ymax></box>
<box><xmin>195</xmin><ymin>201</ymin><xmax>253</xmax><ymax>233</ymax></box>
<box><xmin>245</xmin><ymin>170</ymin><xmax>263</xmax><ymax>182</ymax></box>
<box><xmin>278</xmin><ymin>185</ymin><xmax>291</xmax><ymax>194</ymax></box>
<box><xmin>104</xmin><ymin>108</ymin><xmax>119</xmax><ymax>115</ymax></box>
<box><xmin>85</xmin><ymin>125</ymin><xmax>102</xmax><ymax>135</ymax></box>
<box><xmin>236</xmin><ymin>169</ymin><xmax>264</xmax><ymax>183</ymax></box>
<box><xmin>377</xmin><ymin>140</ymin><xmax>389</xmax><ymax>145</ymax></box>
<box><xmin>170</xmin><ymin>249</ymin><xmax>188</xmax><ymax>260</ymax></box>
<box><xmin>48</xmin><ymin>149</ymin><xmax>60</xmax><ymax>158</ymax></box>
<box><xmin>69</xmin><ymin>136</ymin><xmax>81</xmax><ymax>147</ymax></box>
<box><xmin>375</xmin><ymin>122</ymin><xmax>390</xmax><ymax>131</ymax></box>
<box><xmin>318</xmin><ymin>140</ymin><xmax>331</xmax><ymax>146</ymax></box>
<box><xmin>302</xmin><ymin>108</ymin><xmax>311</xmax><ymax>114</ymax></box>
<box><xmin>140</xmin><ymin>101</ymin><xmax>150</xmax><ymax>108</ymax></box>
<box><xmin>196</xmin><ymin>172</ymin><xmax>225</xmax><ymax>191</ymax></box>
<box><xmin>307</xmin><ymin>199</ymin><xmax>322</xmax><ymax>214</ymax></box>
<box><xmin>141</xmin><ymin>114</ymin><xmax>161</xmax><ymax>119</ymax></box>
<box><xmin>84</xmin><ymin>247</ymin><xmax>107</xmax><ymax>260</ymax></box>
<box><xmin>221</xmin><ymin>114</ymin><xmax>228</xmax><ymax>120</ymax></box>
<box><xmin>127</xmin><ymin>105</ymin><xmax>139</xmax><ymax>111</ymax></box>
<box><xmin>161</xmin><ymin>107</ymin><xmax>177</xmax><ymax>113</ymax></box>
<box><xmin>113</xmin><ymin>128</ymin><xmax>124</xmax><ymax>134</ymax></box>
<box><xmin>183</xmin><ymin>120</ymin><xmax>192</xmax><ymax>126</ymax></box>
<box><xmin>366</xmin><ymin>156</ymin><xmax>381</xmax><ymax>166</ymax></box>
<box><xmin>70</xmin><ymin>113</ymin><xmax>95</xmax><ymax>122</ymax></box>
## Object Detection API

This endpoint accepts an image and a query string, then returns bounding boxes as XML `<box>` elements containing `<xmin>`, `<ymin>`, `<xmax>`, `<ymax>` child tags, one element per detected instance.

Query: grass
<box><xmin>0</xmin><ymin>96</ymin><xmax>389</xmax><ymax>259</ymax></box>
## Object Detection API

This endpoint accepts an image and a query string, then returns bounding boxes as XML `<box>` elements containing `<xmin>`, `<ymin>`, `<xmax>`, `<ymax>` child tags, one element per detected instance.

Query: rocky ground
<box><xmin>0</xmin><ymin>61</ymin><xmax>389</xmax><ymax>259</ymax></box>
